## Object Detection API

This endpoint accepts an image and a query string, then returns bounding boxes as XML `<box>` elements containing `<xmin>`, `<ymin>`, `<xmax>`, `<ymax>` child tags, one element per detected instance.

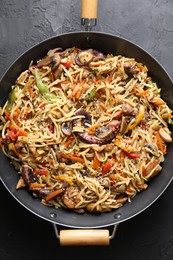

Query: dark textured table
<box><xmin>1</xmin><ymin>0</ymin><xmax>173</xmax><ymax>259</ymax></box>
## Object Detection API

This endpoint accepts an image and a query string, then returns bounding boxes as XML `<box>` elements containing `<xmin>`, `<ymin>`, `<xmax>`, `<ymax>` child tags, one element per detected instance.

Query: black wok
<box><xmin>0</xmin><ymin>0</ymin><xmax>173</xmax><ymax>245</ymax></box>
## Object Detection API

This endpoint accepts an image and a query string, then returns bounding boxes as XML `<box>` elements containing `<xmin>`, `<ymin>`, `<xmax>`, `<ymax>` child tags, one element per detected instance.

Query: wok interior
<box><xmin>0</xmin><ymin>32</ymin><xmax>173</xmax><ymax>228</ymax></box>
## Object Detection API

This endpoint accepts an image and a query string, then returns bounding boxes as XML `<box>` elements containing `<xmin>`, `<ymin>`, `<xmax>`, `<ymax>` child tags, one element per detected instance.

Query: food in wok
<box><xmin>0</xmin><ymin>47</ymin><xmax>172</xmax><ymax>214</ymax></box>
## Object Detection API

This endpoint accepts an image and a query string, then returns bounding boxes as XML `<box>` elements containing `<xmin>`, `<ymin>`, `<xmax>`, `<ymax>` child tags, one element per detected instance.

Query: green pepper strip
<box><xmin>5</xmin><ymin>86</ymin><xmax>19</xmax><ymax>112</ymax></box>
<box><xmin>31</xmin><ymin>69</ymin><xmax>57</xmax><ymax>99</ymax></box>
<box><xmin>87</xmin><ymin>89</ymin><xmax>96</xmax><ymax>100</ymax></box>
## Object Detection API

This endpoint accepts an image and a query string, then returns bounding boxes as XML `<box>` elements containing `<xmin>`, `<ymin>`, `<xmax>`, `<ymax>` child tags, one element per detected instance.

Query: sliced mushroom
<box><xmin>144</xmin><ymin>142</ymin><xmax>159</xmax><ymax>156</ymax></box>
<box><xmin>47</xmin><ymin>47</ymin><xmax>63</xmax><ymax>56</ymax></box>
<box><xmin>111</xmin><ymin>184</ymin><xmax>126</xmax><ymax>193</ymax></box>
<box><xmin>120</xmin><ymin>116</ymin><xmax>128</xmax><ymax>134</ymax></box>
<box><xmin>97</xmin><ymin>177</ymin><xmax>110</xmax><ymax>188</ymax></box>
<box><xmin>159</xmin><ymin>128</ymin><xmax>172</xmax><ymax>143</ymax></box>
<box><xmin>96</xmin><ymin>121</ymin><xmax>120</xmax><ymax>139</ymax></box>
<box><xmin>53</xmin><ymin>65</ymin><xmax>63</xmax><ymax>79</ymax></box>
<box><xmin>61</xmin><ymin>121</ymin><xmax>73</xmax><ymax>136</ymax></box>
<box><xmin>95</xmin><ymin>125</ymin><xmax>113</xmax><ymax>139</ymax></box>
<box><xmin>59</xmin><ymin>48</ymin><xmax>74</xmax><ymax>58</ymax></box>
<box><xmin>37</xmin><ymin>55</ymin><xmax>53</xmax><ymax>67</ymax></box>
<box><xmin>37</xmin><ymin>49</ymin><xmax>61</xmax><ymax>79</ymax></box>
<box><xmin>51</xmin><ymin>53</ymin><xmax>61</xmax><ymax>69</ymax></box>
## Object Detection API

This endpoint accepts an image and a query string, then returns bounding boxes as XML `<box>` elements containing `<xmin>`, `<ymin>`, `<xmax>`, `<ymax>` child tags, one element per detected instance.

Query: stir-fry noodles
<box><xmin>0</xmin><ymin>47</ymin><xmax>172</xmax><ymax>213</ymax></box>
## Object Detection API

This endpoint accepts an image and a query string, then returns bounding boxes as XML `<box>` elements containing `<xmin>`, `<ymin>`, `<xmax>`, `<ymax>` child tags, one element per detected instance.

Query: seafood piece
<box><xmin>159</xmin><ymin>128</ymin><xmax>172</xmax><ymax>143</ymax></box>
<box><xmin>62</xmin><ymin>186</ymin><xmax>81</xmax><ymax>209</ymax></box>
<box><xmin>73</xmin><ymin>110</ymin><xmax>120</xmax><ymax>145</ymax></box>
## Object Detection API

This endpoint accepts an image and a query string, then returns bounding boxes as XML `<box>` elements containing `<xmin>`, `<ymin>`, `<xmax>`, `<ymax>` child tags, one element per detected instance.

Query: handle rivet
<box><xmin>114</xmin><ymin>213</ymin><xmax>121</xmax><ymax>219</ymax></box>
<box><xmin>50</xmin><ymin>212</ymin><xmax>57</xmax><ymax>218</ymax></box>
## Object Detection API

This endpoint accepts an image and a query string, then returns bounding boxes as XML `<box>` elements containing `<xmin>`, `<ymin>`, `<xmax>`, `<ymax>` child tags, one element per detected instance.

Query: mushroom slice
<box><xmin>95</xmin><ymin>125</ymin><xmax>113</xmax><ymax>139</ymax></box>
<box><xmin>47</xmin><ymin>47</ymin><xmax>63</xmax><ymax>56</ymax></box>
<box><xmin>61</xmin><ymin>121</ymin><xmax>73</xmax><ymax>136</ymax></box>
<box><xmin>96</xmin><ymin>121</ymin><xmax>120</xmax><ymax>139</ymax></box>
<box><xmin>52</xmin><ymin>53</ymin><xmax>61</xmax><ymax>69</ymax></box>
<box><xmin>37</xmin><ymin>56</ymin><xmax>53</xmax><ymax>67</ymax></box>
<box><xmin>120</xmin><ymin>116</ymin><xmax>128</xmax><ymax>134</ymax></box>
<box><xmin>144</xmin><ymin>142</ymin><xmax>159</xmax><ymax>156</ymax></box>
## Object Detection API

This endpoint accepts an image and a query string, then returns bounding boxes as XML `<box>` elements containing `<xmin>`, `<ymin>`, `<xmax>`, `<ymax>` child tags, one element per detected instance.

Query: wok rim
<box><xmin>0</xmin><ymin>31</ymin><xmax>173</xmax><ymax>229</ymax></box>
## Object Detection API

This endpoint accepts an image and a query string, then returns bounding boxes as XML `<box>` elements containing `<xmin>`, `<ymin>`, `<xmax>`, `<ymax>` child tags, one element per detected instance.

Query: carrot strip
<box><xmin>9</xmin><ymin>124</ymin><xmax>28</xmax><ymax>137</ymax></box>
<box><xmin>154</xmin><ymin>131</ymin><xmax>166</xmax><ymax>153</ymax></box>
<box><xmin>137</xmin><ymin>184</ymin><xmax>148</xmax><ymax>190</ymax></box>
<box><xmin>86</xmin><ymin>123</ymin><xmax>100</xmax><ymax>131</ymax></box>
<box><xmin>115</xmin><ymin>198</ymin><xmax>127</xmax><ymax>204</ymax></box>
<box><xmin>99</xmin><ymin>102</ymin><xmax>108</xmax><ymax>111</ymax></box>
<box><xmin>23</xmin><ymin>106</ymin><xmax>31</xmax><ymax>119</ymax></box>
<box><xmin>93</xmin><ymin>154</ymin><xmax>101</xmax><ymax>170</ymax></box>
<box><xmin>9</xmin><ymin>123</ymin><xmax>18</xmax><ymax>132</ymax></box>
<box><xmin>60</xmin><ymin>153</ymin><xmax>84</xmax><ymax>163</ymax></box>
<box><xmin>34</xmin><ymin>168</ymin><xmax>49</xmax><ymax>176</ymax></box>
<box><xmin>153</xmin><ymin>101</ymin><xmax>166</xmax><ymax>106</ymax></box>
<box><xmin>57</xmin><ymin>175</ymin><xmax>73</xmax><ymax>185</ymax></box>
<box><xmin>120</xmin><ymin>150</ymin><xmax>124</xmax><ymax>162</ymax></box>
<box><xmin>106</xmin><ymin>74</ymin><xmax>113</xmax><ymax>84</ymax></box>
<box><xmin>167</xmin><ymin>113</ymin><xmax>173</xmax><ymax>118</ymax></box>
<box><xmin>4</xmin><ymin>109</ymin><xmax>11</xmax><ymax>120</ymax></box>
<box><xmin>29</xmin><ymin>183</ymin><xmax>46</xmax><ymax>190</ymax></box>
<box><xmin>28</xmin><ymin>86</ymin><xmax>35</xmax><ymax>98</ymax></box>
<box><xmin>45</xmin><ymin>188</ymin><xmax>63</xmax><ymax>201</ymax></box>
<box><xmin>109</xmin><ymin>174</ymin><xmax>116</xmax><ymax>181</ymax></box>
<box><xmin>62</xmin><ymin>136</ymin><xmax>74</xmax><ymax>148</ymax></box>
<box><xmin>86</xmin><ymin>130</ymin><xmax>95</xmax><ymax>135</ymax></box>
<box><xmin>136</xmin><ymin>89</ymin><xmax>149</xmax><ymax>97</ymax></box>
<box><xmin>75</xmin><ymin>87</ymin><xmax>83</xmax><ymax>99</ymax></box>
<box><xmin>142</xmin><ymin>166</ymin><xmax>146</xmax><ymax>176</ymax></box>
<box><xmin>72</xmin><ymin>85</ymin><xmax>80</xmax><ymax>96</ymax></box>
<box><xmin>13</xmin><ymin>108</ymin><xmax>21</xmax><ymax>121</ymax></box>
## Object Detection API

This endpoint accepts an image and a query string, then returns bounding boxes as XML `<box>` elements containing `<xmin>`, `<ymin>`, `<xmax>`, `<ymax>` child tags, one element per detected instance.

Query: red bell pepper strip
<box><xmin>124</xmin><ymin>151</ymin><xmax>140</xmax><ymax>159</ymax></box>
<box><xmin>39</xmin><ymin>103</ymin><xmax>46</xmax><ymax>109</ymax></box>
<box><xmin>62</xmin><ymin>60</ymin><xmax>72</xmax><ymax>69</ymax></box>
<box><xmin>4</xmin><ymin>110</ymin><xmax>11</xmax><ymax>121</ymax></box>
<box><xmin>102</xmin><ymin>163</ymin><xmax>113</xmax><ymax>176</ymax></box>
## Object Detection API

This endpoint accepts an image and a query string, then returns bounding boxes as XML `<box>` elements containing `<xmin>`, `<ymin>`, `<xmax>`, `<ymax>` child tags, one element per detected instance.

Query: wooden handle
<box><xmin>81</xmin><ymin>0</ymin><xmax>98</xmax><ymax>19</ymax></box>
<box><xmin>59</xmin><ymin>229</ymin><xmax>109</xmax><ymax>246</ymax></box>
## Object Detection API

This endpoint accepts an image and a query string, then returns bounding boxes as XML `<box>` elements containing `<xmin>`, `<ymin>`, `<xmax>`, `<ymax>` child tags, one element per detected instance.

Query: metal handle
<box><xmin>81</xmin><ymin>0</ymin><xmax>98</xmax><ymax>31</ymax></box>
<box><xmin>52</xmin><ymin>223</ymin><xmax>118</xmax><ymax>246</ymax></box>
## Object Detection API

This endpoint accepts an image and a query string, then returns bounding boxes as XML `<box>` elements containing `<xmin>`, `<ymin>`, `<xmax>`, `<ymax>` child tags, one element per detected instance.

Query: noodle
<box><xmin>0</xmin><ymin>47</ymin><xmax>172</xmax><ymax>214</ymax></box>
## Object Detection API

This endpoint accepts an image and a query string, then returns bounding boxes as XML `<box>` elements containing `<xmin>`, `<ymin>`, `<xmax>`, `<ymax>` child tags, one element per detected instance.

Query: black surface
<box><xmin>1</xmin><ymin>0</ymin><xmax>173</xmax><ymax>259</ymax></box>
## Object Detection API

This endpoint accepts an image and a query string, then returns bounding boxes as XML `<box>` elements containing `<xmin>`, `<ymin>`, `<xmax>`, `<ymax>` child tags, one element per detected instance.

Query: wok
<box><xmin>0</xmin><ymin>0</ymin><xmax>173</xmax><ymax>246</ymax></box>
